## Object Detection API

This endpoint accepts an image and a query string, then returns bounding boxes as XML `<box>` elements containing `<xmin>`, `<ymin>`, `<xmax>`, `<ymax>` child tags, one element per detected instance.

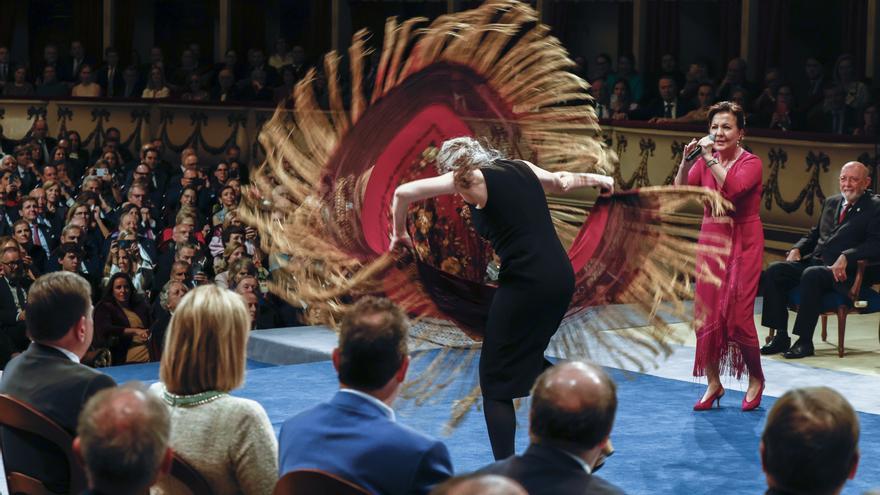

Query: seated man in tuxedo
<box><xmin>74</xmin><ymin>384</ymin><xmax>173</xmax><ymax>495</ymax></box>
<box><xmin>761</xmin><ymin>161</ymin><xmax>880</xmax><ymax>358</ymax></box>
<box><xmin>0</xmin><ymin>272</ymin><xmax>117</xmax><ymax>493</ymax></box>
<box><xmin>478</xmin><ymin>361</ymin><xmax>624</xmax><ymax>495</ymax></box>
<box><xmin>278</xmin><ymin>297</ymin><xmax>453</xmax><ymax>494</ymax></box>
<box><xmin>761</xmin><ymin>387</ymin><xmax>859</xmax><ymax>495</ymax></box>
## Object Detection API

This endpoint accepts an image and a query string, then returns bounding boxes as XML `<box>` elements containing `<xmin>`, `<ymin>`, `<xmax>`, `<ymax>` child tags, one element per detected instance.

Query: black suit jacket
<box><xmin>479</xmin><ymin>443</ymin><xmax>626</xmax><ymax>495</ymax></box>
<box><xmin>96</xmin><ymin>64</ymin><xmax>124</xmax><ymax>97</ymax></box>
<box><xmin>794</xmin><ymin>193</ymin><xmax>880</xmax><ymax>268</ymax></box>
<box><xmin>635</xmin><ymin>97</ymin><xmax>694</xmax><ymax>120</ymax></box>
<box><xmin>0</xmin><ymin>343</ymin><xmax>116</xmax><ymax>492</ymax></box>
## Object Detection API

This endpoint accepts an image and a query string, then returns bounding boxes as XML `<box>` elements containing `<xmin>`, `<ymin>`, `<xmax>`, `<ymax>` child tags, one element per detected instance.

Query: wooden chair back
<box><xmin>273</xmin><ymin>469</ymin><xmax>371</xmax><ymax>495</ymax></box>
<box><xmin>0</xmin><ymin>394</ymin><xmax>86</xmax><ymax>494</ymax></box>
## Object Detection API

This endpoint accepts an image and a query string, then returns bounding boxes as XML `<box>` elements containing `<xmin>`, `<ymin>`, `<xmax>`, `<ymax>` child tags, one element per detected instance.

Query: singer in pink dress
<box><xmin>674</xmin><ymin>101</ymin><xmax>766</xmax><ymax>411</ymax></box>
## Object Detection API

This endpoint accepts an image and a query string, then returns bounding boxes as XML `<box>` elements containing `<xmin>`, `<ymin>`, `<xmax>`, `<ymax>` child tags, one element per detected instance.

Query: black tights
<box><xmin>483</xmin><ymin>397</ymin><xmax>516</xmax><ymax>460</ymax></box>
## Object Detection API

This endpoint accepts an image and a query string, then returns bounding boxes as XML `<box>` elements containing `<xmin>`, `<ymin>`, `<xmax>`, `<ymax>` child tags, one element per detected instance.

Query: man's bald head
<box><xmin>432</xmin><ymin>474</ymin><xmax>527</xmax><ymax>495</ymax></box>
<box><xmin>839</xmin><ymin>161</ymin><xmax>871</xmax><ymax>203</ymax></box>
<box><xmin>529</xmin><ymin>361</ymin><xmax>617</xmax><ymax>454</ymax></box>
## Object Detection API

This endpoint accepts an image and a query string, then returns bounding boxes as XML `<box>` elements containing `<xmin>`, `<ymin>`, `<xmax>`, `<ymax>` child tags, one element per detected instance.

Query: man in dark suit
<box><xmin>96</xmin><ymin>47</ymin><xmax>125</xmax><ymax>98</ymax></box>
<box><xmin>64</xmin><ymin>40</ymin><xmax>96</xmax><ymax>84</ymax></box>
<box><xmin>478</xmin><ymin>361</ymin><xmax>624</xmax><ymax>495</ymax></box>
<box><xmin>278</xmin><ymin>297</ymin><xmax>453</xmax><ymax>494</ymax></box>
<box><xmin>0</xmin><ymin>271</ymin><xmax>117</xmax><ymax>493</ymax></box>
<box><xmin>0</xmin><ymin>45</ymin><xmax>12</xmax><ymax>90</ymax></box>
<box><xmin>760</xmin><ymin>387</ymin><xmax>859</xmax><ymax>495</ymax></box>
<box><xmin>0</xmin><ymin>247</ymin><xmax>28</xmax><ymax>368</ymax></box>
<box><xmin>635</xmin><ymin>76</ymin><xmax>693</xmax><ymax>121</ymax></box>
<box><xmin>19</xmin><ymin>196</ymin><xmax>55</xmax><ymax>258</ymax></box>
<box><xmin>761</xmin><ymin>161</ymin><xmax>880</xmax><ymax>358</ymax></box>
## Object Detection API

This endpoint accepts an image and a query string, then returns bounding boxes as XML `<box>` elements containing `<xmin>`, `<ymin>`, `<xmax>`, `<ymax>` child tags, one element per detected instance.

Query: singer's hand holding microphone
<box><xmin>683</xmin><ymin>134</ymin><xmax>716</xmax><ymax>164</ymax></box>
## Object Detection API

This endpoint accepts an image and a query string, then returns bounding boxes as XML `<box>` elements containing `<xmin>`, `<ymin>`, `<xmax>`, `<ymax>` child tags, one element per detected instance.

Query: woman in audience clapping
<box><xmin>152</xmin><ymin>285</ymin><xmax>278</xmax><ymax>495</ymax></box>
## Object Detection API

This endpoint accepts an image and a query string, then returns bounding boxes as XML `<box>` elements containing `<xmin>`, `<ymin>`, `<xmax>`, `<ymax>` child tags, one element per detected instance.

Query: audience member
<box><xmin>142</xmin><ymin>66</ymin><xmax>171</xmax><ymax>99</ymax></box>
<box><xmin>479</xmin><ymin>361</ymin><xmax>623</xmax><ymax>495</ymax></box>
<box><xmin>181</xmin><ymin>73</ymin><xmax>209</xmax><ymax>101</ymax></box>
<box><xmin>833</xmin><ymin>54</ymin><xmax>871</xmax><ymax>112</ymax></box>
<box><xmin>2</xmin><ymin>66</ymin><xmax>34</xmax><ymax>96</ymax></box>
<box><xmin>667</xmin><ymin>82</ymin><xmax>714</xmax><ymax>124</ymax></box>
<box><xmin>761</xmin><ymin>161</ymin><xmax>880</xmax><ymax>359</ymax></box>
<box><xmin>268</xmin><ymin>37</ymin><xmax>294</xmax><ymax>69</ymax></box>
<box><xmin>761</xmin><ymin>387</ymin><xmax>859</xmax><ymax>495</ymax></box>
<box><xmin>679</xmin><ymin>60</ymin><xmax>713</xmax><ymax>105</ymax></box>
<box><xmin>602</xmin><ymin>79</ymin><xmax>638</xmax><ymax>120</ymax></box>
<box><xmin>0</xmin><ymin>272</ymin><xmax>116</xmax><ymax>492</ymax></box>
<box><xmin>97</xmin><ymin>47</ymin><xmax>125</xmax><ymax>98</ymax></box>
<box><xmin>0</xmin><ymin>45</ymin><xmax>11</xmax><ymax>89</ymax></box>
<box><xmin>853</xmin><ymin>104</ymin><xmax>877</xmax><ymax>137</ymax></box>
<box><xmin>431</xmin><ymin>474</ymin><xmax>527</xmax><ymax>495</ymax></box>
<box><xmin>35</xmin><ymin>65</ymin><xmax>70</xmax><ymax>97</ymax></box>
<box><xmin>808</xmin><ymin>85</ymin><xmax>858</xmax><ymax>134</ymax></box>
<box><xmin>152</xmin><ymin>284</ymin><xmax>278</xmax><ymax>494</ymax></box>
<box><xmin>795</xmin><ymin>57</ymin><xmax>826</xmax><ymax>114</ymax></box>
<box><xmin>121</xmin><ymin>65</ymin><xmax>144</xmax><ymax>98</ymax></box>
<box><xmin>94</xmin><ymin>271</ymin><xmax>153</xmax><ymax>364</ymax></box>
<box><xmin>149</xmin><ymin>279</ymin><xmax>188</xmax><ymax>359</ymax></box>
<box><xmin>716</xmin><ymin>57</ymin><xmax>757</xmax><ymax>102</ymax></box>
<box><xmin>71</xmin><ymin>64</ymin><xmax>102</xmax><ymax>97</ymax></box>
<box><xmin>74</xmin><ymin>384</ymin><xmax>173</xmax><ymax>495</ymax></box>
<box><xmin>636</xmin><ymin>75</ymin><xmax>692</xmax><ymax>121</ymax></box>
<box><xmin>66</xmin><ymin>40</ymin><xmax>96</xmax><ymax>84</ymax></box>
<box><xmin>278</xmin><ymin>296</ymin><xmax>453</xmax><ymax>494</ymax></box>
<box><xmin>0</xmin><ymin>246</ymin><xmax>29</xmax><ymax>367</ymax></box>
<box><xmin>606</xmin><ymin>53</ymin><xmax>644</xmax><ymax>104</ymax></box>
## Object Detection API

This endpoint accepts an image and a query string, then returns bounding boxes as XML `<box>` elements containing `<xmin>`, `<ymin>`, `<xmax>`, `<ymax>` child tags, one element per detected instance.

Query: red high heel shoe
<box><xmin>742</xmin><ymin>381</ymin><xmax>765</xmax><ymax>411</ymax></box>
<box><xmin>693</xmin><ymin>386</ymin><xmax>725</xmax><ymax>411</ymax></box>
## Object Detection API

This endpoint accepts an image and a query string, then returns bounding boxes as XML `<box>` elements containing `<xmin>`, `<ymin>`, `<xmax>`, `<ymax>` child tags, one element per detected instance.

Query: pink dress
<box><xmin>688</xmin><ymin>150</ymin><xmax>765</xmax><ymax>379</ymax></box>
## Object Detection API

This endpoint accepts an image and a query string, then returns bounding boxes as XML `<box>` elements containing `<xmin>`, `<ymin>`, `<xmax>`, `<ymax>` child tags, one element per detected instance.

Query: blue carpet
<box><xmin>101</xmin><ymin>359</ymin><xmax>275</xmax><ymax>384</ymax></box>
<box><xmin>102</xmin><ymin>353</ymin><xmax>880</xmax><ymax>494</ymax></box>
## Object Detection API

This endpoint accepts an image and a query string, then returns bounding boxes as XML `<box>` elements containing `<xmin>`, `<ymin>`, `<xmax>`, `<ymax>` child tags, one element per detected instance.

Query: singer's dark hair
<box><xmin>708</xmin><ymin>101</ymin><xmax>745</xmax><ymax>129</ymax></box>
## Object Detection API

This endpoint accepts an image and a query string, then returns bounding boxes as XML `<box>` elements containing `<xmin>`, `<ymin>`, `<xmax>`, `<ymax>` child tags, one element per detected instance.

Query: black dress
<box><xmin>469</xmin><ymin>159</ymin><xmax>575</xmax><ymax>399</ymax></box>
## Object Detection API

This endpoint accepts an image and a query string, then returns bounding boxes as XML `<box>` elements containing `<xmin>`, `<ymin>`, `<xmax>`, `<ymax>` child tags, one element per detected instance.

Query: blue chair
<box><xmin>787</xmin><ymin>260</ymin><xmax>880</xmax><ymax>357</ymax></box>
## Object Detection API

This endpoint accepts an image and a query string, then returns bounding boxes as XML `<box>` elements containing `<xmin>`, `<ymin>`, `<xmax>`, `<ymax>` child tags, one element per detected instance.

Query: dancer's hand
<box><xmin>588</xmin><ymin>173</ymin><xmax>615</xmax><ymax>195</ymax></box>
<box><xmin>389</xmin><ymin>233</ymin><xmax>413</xmax><ymax>252</ymax></box>
<box><xmin>558</xmin><ymin>171</ymin><xmax>575</xmax><ymax>192</ymax></box>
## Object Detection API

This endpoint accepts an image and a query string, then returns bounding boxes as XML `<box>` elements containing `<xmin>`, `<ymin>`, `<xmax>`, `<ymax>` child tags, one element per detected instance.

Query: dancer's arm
<box><xmin>522</xmin><ymin>160</ymin><xmax>614</xmax><ymax>194</ymax></box>
<box><xmin>390</xmin><ymin>173</ymin><xmax>457</xmax><ymax>249</ymax></box>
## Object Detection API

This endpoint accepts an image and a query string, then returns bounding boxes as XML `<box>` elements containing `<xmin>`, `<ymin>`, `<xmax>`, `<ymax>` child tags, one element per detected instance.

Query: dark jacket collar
<box><xmin>523</xmin><ymin>442</ymin><xmax>589</xmax><ymax>472</ymax></box>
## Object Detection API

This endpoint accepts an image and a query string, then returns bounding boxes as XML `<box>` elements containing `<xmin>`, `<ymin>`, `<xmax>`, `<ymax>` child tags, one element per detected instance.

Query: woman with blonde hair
<box><xmin>213</xmin><ymin>240</ymin><xmax>248</xmax><ymax>289</ymax></box>
<box><xmin>151</xmin><ymin>285</ymin><xmax>277</xmax><ymax>494</ymax></box>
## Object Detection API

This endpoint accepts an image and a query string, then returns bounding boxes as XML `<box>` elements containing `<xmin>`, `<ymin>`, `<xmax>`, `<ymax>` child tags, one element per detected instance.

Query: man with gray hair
<box><xmin>74</xmin><ymin>384</ymin><xmax>173</xmax><ymax>495</ymax></box>
<box><xmin>479</xmin><ymin>361</ymin><xmax>624</xmax><ymax>495</ymax></box>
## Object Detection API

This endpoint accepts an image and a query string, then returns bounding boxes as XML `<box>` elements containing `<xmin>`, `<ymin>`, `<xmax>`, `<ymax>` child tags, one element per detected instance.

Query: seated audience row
<box><xmin>0</xmin><ymin>278</ymin><xmax>867</xmax><ymax>494</ymax></box>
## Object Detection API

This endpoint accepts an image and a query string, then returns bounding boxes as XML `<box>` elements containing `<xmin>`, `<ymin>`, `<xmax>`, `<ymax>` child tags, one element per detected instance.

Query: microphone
<box><xmin>686</xmin><ymin>134</ymin><xmax>715</xmax><ymax>162</ymax></box>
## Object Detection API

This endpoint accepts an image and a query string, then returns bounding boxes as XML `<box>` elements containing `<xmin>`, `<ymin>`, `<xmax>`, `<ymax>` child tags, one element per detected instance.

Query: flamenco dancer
<box><xmin>674</xmin><ymin>101</ymin><xmax>765</xmax><ymax>411</ymax></box>
<box><xmin>391</xmin><ymin>137</ymin><xmax>614</xmax><ymax>459</ymax></box>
